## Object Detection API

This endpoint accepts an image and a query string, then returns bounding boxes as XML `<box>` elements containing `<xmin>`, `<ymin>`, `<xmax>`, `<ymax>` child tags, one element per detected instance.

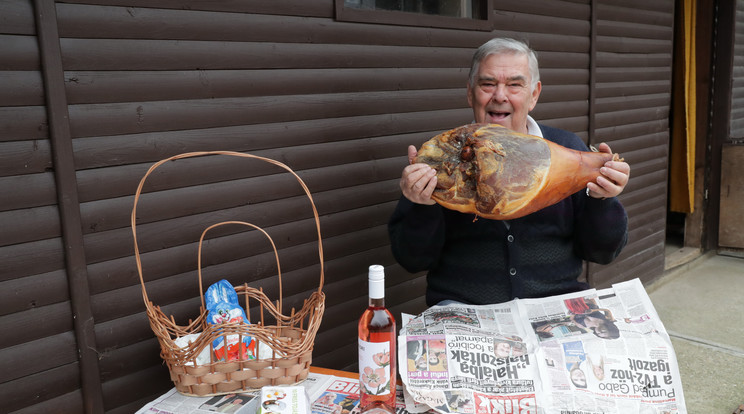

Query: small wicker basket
<box><xmin>131</xmin><ymin>151</ymin><xmax>325</xmax><ymax>396</ymax></box>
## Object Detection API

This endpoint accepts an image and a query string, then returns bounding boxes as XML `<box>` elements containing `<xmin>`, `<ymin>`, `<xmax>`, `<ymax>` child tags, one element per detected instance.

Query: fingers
<box><xmin>597</xmin><ymin>142</ymin><xmax>612</xmax><ymax>154</ymax></box>
<box><xmin>407</xmin><ymin>145</ymin><xmax>418</xmax><ymax>165</ymax></box>
<box><xmin>587</xmin><ymin>161</ymin><xmax>630</xmax><ymax>198</ymax></box>
<box><xmin>587</xmin><ymin>142</ymin><xmax>630</xmax><ymax>199</ymax></box>
<box><xmin>400</xmin><ymin>163</ymin><xmax>437</xmax><ymax>205</ymax></box>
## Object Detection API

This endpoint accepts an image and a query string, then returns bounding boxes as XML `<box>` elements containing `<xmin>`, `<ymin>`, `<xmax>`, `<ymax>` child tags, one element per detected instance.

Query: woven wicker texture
<box><xmin>131</xmin><ymin>151</ymin><xmax>325</xmax><ymax>396</ymax></box>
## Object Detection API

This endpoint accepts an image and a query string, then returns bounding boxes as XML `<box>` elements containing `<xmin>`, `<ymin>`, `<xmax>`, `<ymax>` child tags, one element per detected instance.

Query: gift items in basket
<box><xmin>131</xmin><ymin>151</ymin><xmax>326</xmax><ymax>396</ymax></box>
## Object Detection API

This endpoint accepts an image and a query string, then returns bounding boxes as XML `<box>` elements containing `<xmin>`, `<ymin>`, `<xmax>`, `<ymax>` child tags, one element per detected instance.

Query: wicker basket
<box><xmin>131</xmin><ymin>151</ymin><xmax>325</xmax><ymax>396</ymax></box>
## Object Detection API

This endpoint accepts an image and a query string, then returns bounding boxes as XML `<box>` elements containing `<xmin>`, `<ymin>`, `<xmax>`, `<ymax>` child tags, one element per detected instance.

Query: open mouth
<box><xmin>487</xmin><ymin>111</ymin><xmax>510</xmax><ymax>122</ymax></box>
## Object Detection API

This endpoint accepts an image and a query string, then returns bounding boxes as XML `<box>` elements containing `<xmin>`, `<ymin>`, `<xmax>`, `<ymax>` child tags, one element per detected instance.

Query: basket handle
<box><xmin>131</xmin><ymin>151</ymin><xmax>325</xmax><ymax>305</ymax></box>
<box><xmin>197</xmin><ymin>221</ymin><xmax>284</xmax><ymax>314</ymax></box>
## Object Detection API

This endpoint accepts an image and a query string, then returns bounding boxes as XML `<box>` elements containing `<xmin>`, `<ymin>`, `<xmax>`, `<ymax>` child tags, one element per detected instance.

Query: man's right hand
<box><xmin>400</xmin><ymin>145</ymin><xmax>437</xmax><ymax>205</ymax></box>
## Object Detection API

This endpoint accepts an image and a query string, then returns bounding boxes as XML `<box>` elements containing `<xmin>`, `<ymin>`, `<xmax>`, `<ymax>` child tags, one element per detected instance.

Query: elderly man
<box><xmin>388</xmin><ymin>38</ymin><xmax>630</xmax><ymax>306</ymax></box>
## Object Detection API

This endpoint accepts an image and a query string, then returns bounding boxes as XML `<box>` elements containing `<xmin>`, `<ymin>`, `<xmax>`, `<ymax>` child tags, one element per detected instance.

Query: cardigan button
<box><xmin>509</xmin><ymin>268</ymin><xmax>517</xmax><ymax>276</ymax></box>
<box><xmin>507</xmin><ymin>235</ymin><xmax>514</xmax><ymax>242</ymax></box>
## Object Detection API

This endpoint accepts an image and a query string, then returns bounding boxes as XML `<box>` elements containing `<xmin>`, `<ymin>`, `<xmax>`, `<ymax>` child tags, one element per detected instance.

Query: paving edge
<box><xmin>645</xmin><ymin>250</ymin><xmax>717</xmax><ymax>294</ymax></box>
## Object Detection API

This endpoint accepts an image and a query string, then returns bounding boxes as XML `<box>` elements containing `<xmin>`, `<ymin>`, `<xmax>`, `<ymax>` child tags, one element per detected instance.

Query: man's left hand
<box><xmin>586</xmin><ymin>143</ymin><xmax>630</xmax><ymax>199</ymax></box>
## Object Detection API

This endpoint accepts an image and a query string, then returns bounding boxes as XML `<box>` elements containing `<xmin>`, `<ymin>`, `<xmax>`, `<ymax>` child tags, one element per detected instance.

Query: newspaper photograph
<box><xmin>398</xmin><ymin>278</ymin><xmax>687</xmax><ymax>414</ymax></box>
<box><xmin>311</xmin><ymin>376</ymin><xmax>362</xmax><ymax>414</ymax></box>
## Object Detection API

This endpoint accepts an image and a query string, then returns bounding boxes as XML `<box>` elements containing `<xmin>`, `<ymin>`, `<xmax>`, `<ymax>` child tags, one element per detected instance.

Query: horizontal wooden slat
<box><xmin>595</xmin><ymin>66</ymin><xmax>671</xmax><ymax>82</ymax></box>
<box><xmin>539</xmin><ymin>84</ymin><xmax>589</xmax><ymax>103</ymax></box>
<box><xmin>97</xmin><ymin>155</ymin><xmax>403</xmax><ymax>233</ymax></box>
<box><xmin>596</xmin><ymin>2</ymin><xmax>674</xmax><ymax>26</ymax></box>
<box><xmin>595</xmin><ymin>52</ymin><xmax>672</xmax><ymax>68</ymax></box>
<box><xmin>497</xmin><ymin>32</ymin><xmax>588</xmax><ymax>54</ymax></box>
<box><xmin>60</xmin><ymin>39</ymin><xmax>475</xmax><ymax>71</ymax></box>
<box><xmin>595</xmin><ymin>93</ymin><xmax>671</xmax><ymax>113</ymax></box>
<box><xmin>597</xmin><ymin>19</ymin><xmax>673</xmax><ymax>40</ymax></box>
<box><xmin>497</xmin><ymin>0</ymin><xmax>589</xmax><ymax>20</ymax></box>
<box><xmin>525</xmin><ymin>50</ymin><xmax>590</xmax><ymax>69</ymax></box>
<box><xmin>0</xmin><ymin>70</ymin><xmax>44</xmax><ymax>106</ymax></box>
<box><xmin>532</xmin><ymin>100</ymin><xmax>588</xmax><ymax>120</ymax></box>
<box><xmin>71</xmin><ymin>110</ymin><xmax>468</xmax><ymax>176</ymax></box>
<box><xmin>623</xmin><ymin>150</ymin><xmax>667</xmax><ymax>178</ymax></box>
<box><xmin>595</xmin><ymin>81</ymin><xmax>671</xmax><ymax>99</ymax></box>
<box><xmin>66</xmin><ymin>90</ymin><xmax>467</xmax><ymax>139</ymax></box>
<box><xmin>492</xmin><ymin>11</ymin><xmax>589</xmax><ymax>37</ymax></box>
<box><xmin>0</xmin><ymin>139</ymin><xmax>53</xmax><ymax>176</ymax></box>
<box><xmin>593</xmin><ymin>229</ymin><xmax>666</xmax><ymax>284</ymax></box>
<box><xmin>0</xmin><ymin>364</ymin><xmax>83</xmax><ymax>413</ymax></box>
<box><xmin>0</xmin><ymin>270</ymin><xmax>70</xmax><ymax>316</ymax></box>
<box><xmin>97</xmin><ymin>337</ymin><xmax>163</xmax><ymax>383</ymax></box>
<box><xmin>618</xmin><ymin>176</ymin><xmax>667</xmax><ymax>208</ymax></box>
<box><xmin>0</xmin><ymin>238</ymin><xmax>65</xmax><ymax>282</ymax></box>
<box><xmin>0</xmin><ymin>332</ymin><xmax>79</xmax><ymax>383</ymax></box>
<box><xmin>0</xmin><ymin>205</ymin><xmax>60</xmax><ymax>247</ymax></box>
<box><xmin>56</xmin><ymin>3</ymin><xmax>488</xmax><ymax>48</ymax></box>
<box><xmin>76</xmin><ymin>134</ymin><xmax>421</xmax><ymax>219</ymax></box>
<box><xmin>595</xmin><ymin>119</ymin><xmax>669</xmax><ymax>141</ymax></box>
<box><xmin>595</xmin><ymin>107</ymin><xmax>670</xmax><ymax>129</ymax></box>
<box><xmin>0</xmin><ymin>302</ymin><xmax>72</xmax><ymax>348</ymax></box>
<box><xmin>627</xmin><ymin>201</ymin><xmax>667</xmax><ymax>234</ymax></box>
<box><xmin>541</xmin><ymin>68</ymin><xmax>590</xmax><ymax>85</ymax></box>
<box><xmin>85</xmin><ymin>178</ymin><xmax>401</xmax><ymax>269</ymax></box>
<box><xmin>59</xmin><ymin>0</ymin><xmax>334</xmax><ymax>19</ymax></box>
<box><xmin>596</xmin><ymin>36</ymin><xmax>673</xmax><ymax>54</ymax></box>
<box><xmin>0</xmin><ymin>172</ymin><xmax>58</xmax><ymax>211</ymax></box>
<box><xmin>101</xmin><ymin>364</ymin><xmax>172</xmax><ymax>413</ymax></box>
<box><xmin>0</xmin><ymin>0</ymin><xmax>36</xmax><ymax>36</ymax></box>
<box><xmin>63</xmin><ymin>68</ymin><xmax>468</xmax><ymax>104</ymax></box>
<box><xmin>0</xmin><ymin>106</ymin><xmax>49</xmax><ymax>142</ymax></box>
<box><xmin>0</xmin><ymin>34</ymin><xmax>39</xmax><ymax>70</ymax></box>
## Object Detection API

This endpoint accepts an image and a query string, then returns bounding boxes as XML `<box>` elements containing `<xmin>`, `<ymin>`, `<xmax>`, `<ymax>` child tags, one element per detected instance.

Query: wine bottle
<box><xmin>358</xmin><ymin>265</ymin><xmax>396</xmax><ymax>413</ymax></box>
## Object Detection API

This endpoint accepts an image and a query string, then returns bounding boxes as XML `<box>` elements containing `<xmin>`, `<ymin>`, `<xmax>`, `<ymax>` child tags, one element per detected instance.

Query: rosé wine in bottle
<box><xmin>358</xmin><ymin>265</ymin><xmax>396</xmax><ymax>413</ymax></box>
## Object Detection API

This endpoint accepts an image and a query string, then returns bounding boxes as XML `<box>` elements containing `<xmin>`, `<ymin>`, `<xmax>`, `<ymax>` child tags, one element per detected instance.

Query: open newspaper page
<box><xmin>522</xmin><ymin>278</ymin><xmax>686</xmax><ymax>414</ymax></box>
<box><xmin>398</xmin><ymin>300</ymin><xmax>540</xmax><ymax>414</ymax></box>
<box><xmin>137</xmin><ymin>372</ymin><xmax>334</xmax><ymax>414</ymax></box>
<box><xmin>135</xmin><ymin>388</ymin><xmax>262</xmax><ymax>414</ymax></box>
<box><xmin>398</xmin><ymin>278</ymin><xmax>687</xmax><ymax>414</ymax></box>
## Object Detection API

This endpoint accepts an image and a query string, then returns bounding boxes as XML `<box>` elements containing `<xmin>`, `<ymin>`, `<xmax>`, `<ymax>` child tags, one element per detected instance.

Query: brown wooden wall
<box><xmin>0</xmin><ymin>0</ymin><xmax>675</xmax><ymax>412</ymax></box>
<box><xmin>731</xmin><ymin>0</ymin><xmax>744</xmax><ymax>139</ymax></box>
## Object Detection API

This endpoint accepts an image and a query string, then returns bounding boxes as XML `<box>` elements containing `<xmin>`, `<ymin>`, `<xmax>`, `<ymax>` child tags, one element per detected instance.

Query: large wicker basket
<box><xmin>131</xmin><ymin>151</ymin><xmax>325</xmax><ymax>396</ymax></box>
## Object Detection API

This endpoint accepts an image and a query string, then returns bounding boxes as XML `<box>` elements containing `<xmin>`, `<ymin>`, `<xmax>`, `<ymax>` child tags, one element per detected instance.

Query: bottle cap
<box><xmin>368</xmin><ymin>265</ymin><xmax>385</xmax><ymax>299</ymax></box>
<box><xmin>368</xmin><ymin>264</ymin><xmax>385</xmax><ymax>281</ymax></box>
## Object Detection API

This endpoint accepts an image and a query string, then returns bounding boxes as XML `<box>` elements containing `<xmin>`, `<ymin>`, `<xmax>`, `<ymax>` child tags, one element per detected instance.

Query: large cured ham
<box><xmin>414</xmin><ymin>123</ymin><xmax>622</xmax><ymax>220</ymax></box>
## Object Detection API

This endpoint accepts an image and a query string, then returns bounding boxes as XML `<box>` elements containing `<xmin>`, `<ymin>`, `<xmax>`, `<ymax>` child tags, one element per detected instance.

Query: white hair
<box><xmin>468</xmin><ymin>38</ymin><xmax>540</xmax><ymax>92</ymax></box>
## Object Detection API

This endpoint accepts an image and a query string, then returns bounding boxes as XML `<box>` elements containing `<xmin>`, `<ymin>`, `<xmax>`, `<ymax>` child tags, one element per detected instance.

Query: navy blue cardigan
<box><xmin>388</xmin><ymin>124</ymin><xmax>628</xmax><ymax>306</ymax></box>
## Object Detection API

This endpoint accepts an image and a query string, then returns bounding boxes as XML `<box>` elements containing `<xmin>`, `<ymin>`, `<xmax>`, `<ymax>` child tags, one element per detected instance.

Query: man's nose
<box><xmin>492</xmin><ymin>84</ymin><xmax>508</xmax><ymax>102</ymax></box>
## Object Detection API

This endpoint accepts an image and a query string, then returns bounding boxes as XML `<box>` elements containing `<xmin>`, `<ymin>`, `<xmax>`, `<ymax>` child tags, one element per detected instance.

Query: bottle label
<box><xmin>358</xmin><ymin>339</ymin><xmax>392</xmax><ymax>396</ymax></box>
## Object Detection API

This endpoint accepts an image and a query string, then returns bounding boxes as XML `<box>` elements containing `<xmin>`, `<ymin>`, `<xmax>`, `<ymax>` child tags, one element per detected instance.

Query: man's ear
<box><xmin>466</xmin><ymin>83</ymin><xmax>474</xmax><ymax>108</ymax></box>
<box><xmin>529</xmin><ymin>81</ymin><xmax>542</xmax><ymax>111</ymax></box>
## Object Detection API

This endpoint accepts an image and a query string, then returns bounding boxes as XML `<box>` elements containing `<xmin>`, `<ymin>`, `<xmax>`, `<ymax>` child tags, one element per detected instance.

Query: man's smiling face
<box><xmin>467</xmin><ymin>52</ymin><xmax>541</xmax><ymax>135</ymax></box>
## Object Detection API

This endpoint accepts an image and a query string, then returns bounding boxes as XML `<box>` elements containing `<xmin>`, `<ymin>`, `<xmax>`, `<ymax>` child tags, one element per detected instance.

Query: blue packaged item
<box><xmin>205</xmin><ymin>279</ymin><xmax>256</xmax><ymax>361</ymax></box>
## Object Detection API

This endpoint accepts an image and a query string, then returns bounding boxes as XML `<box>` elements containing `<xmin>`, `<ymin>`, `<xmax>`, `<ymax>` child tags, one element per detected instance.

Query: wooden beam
<box><xmin>33</xmin><ymin>0</ymin><xmax>104</xmax><ymax>412</ymax></box>
<box><xmin>704</xmin><ymin>0</ymin><xmax>736</xmax><ymax>250</ymax></box>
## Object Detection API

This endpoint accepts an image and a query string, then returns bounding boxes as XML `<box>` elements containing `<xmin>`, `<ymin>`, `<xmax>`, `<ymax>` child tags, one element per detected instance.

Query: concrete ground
<box><xmin>646</xmin><ymin>250</ymin><xmax>744</xmax><ymax>414</ymax></box>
